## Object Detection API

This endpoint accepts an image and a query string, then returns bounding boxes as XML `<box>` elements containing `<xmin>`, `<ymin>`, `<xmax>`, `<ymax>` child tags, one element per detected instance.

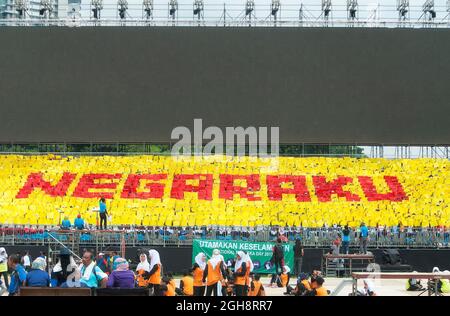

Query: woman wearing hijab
<box><xmin>25</xmin><ymin>258</ymin><xmax>50</xmax><ymax>287</ymax></box>
<box><xmin>243</xmin><ymin>251</ymin><xmax>253</xmax><ymax>291</ymax></box>
<box><xmin>233</xmin><ymin>251</ymin><xmax>250</xmax><ymax>296</ymax></box>
<box><xmin>148</xmin><ymin>249</ymin><xmax>162</xmax><ymax>295</ymax></box>
<box><xmin>0</xmin><ymin>247</ymin><xmax>9</xmax><ymax>288</ymax></box>
<box><xmin>192</xmin><ymin>252</ymin><xmax>206</xmax><ymax>296</ymax></box>
<box><xmin>202</xmin><ymin>249</ymin><xmax>226</xmax><ymax>296</ymax></box>
<box><xmin>107</xmin><ymin>258</ymin><xmax>135</xmax><ymax>288</ymax></box>
<box><xmin>136</xmin><ymin>253</ymin><xmax>150</xmax><ymax>288</ymax></box>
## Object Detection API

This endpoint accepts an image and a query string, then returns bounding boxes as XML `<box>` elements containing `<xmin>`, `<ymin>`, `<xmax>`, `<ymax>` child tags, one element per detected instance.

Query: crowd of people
<box><xmin>2</xmin><ymin>245</ymin><xmax>450</xmax><ymax>296</ymax></box>
<box><xmin>1</xmin><ymin>228</ymin><xmax>449</xmax><ymax>296</ymax></box>
<box><xmin>0</xmin><ymin>241</ymin><xmax>331</xmax><ymax>297</ymax></box>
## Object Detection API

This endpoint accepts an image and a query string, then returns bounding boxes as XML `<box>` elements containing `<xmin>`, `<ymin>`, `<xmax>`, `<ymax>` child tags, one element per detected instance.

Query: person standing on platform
<box><xmin>342</xmin><ymin>225</ymin><xmax>351</xmax><ymax>254</ymax></box>
<box><xmin>99</xmin><ymin>197</ymin><xmax>108</xmax><ymax>230</ymax></box>
<box><xmin>359</xmin><ymin>222</ymin><xmax>369</xmax><ymax>254</ymax></box>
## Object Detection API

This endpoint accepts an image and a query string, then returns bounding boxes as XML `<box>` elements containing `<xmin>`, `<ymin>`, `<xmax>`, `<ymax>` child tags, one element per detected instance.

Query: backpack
<box><xmin>274</xmin><ymin>244</ymin><xmax>284</xmax><ymax>260</ymax></box>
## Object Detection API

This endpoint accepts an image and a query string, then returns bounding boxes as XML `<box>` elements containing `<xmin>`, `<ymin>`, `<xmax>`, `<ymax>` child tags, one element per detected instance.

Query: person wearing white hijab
<box><xmin>0</xmin><ymin>247</ymin><xmax>8</xmax><ymax>288</ymax></box>
<box><xmin>243</xmin><ymin>251</ymin><xmax>254</xmax><ymax>272</ymax></box>
<box><xmin>234</xmin><ymin>251</ymin><xmax>250</xmax><ymax>296</ymax></box>
<box><xmin>192</xmin><ymin>252</ymin><xmax>207</xmax><ymax>296</ymax></box>
<box><xmin>203</xmin><ymin>249</ymin><xmax>226</xmax><ymax>296</ymax></box>
<box><xmin>136</xmin><ymin>253</ymin><xmax>150</xmax><ymax>288</ymax></box>
<box><xmin>279</xmin><ymin>265</ymin><xmax>291</xmax><ymax>292</ymax></box>
<box><xmin>148</xmin><ymin>249</ymin><xmax>162</xmax><ymax>295</ymax></box>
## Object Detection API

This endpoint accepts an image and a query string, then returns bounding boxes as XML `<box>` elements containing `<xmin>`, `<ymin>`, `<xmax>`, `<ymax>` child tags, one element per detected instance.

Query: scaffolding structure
<box><xmin>1</xmin><ymin>1</ymin><xmax>450</xmax><ymax>27</ymax></box>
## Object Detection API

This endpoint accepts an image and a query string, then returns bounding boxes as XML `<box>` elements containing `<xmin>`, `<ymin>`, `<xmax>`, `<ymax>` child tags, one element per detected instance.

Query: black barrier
<box><xmin>3</xmin><ymin>245</ymin><xmax>48</xmax><ymax>261</ymax></box>
<box><xmin>126</xmin><ymin>246</ymin><xmax>193</xmax><ymax>273</ymax></box>
<box><xmin>5</xmin><ymin>245</ymin><xmax>450</xmax><ymax>273</ymax></box>
<box><xmin>0</xmin><ymin>28</ymin><xmax>449</xmax><ymax>144</ymax></box>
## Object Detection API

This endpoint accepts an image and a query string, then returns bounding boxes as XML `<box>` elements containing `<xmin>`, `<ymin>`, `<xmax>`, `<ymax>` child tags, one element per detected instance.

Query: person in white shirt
<box><xmin>22</xmin><ymin>252</ymin><xmax>31</xmax><ymax>272</ymax></box>
<box><xmin>0</xmin><ymin>247</ymin><xmax>8</xmax><ymax>289</ymax></box>
<box><xmin>358</xmin><ymin>279</ymin><xmax>376</xmax><ymax>296</ymax></box>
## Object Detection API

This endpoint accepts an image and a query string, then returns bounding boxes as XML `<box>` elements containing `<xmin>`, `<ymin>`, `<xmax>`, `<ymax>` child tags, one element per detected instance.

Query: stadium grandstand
<box><xmin>0</xmin><ymin>0</ymin><xmax>449</xmax><ymax>298</ymax></box>
<box><xmin>0</xmin><ymin>154</ymin><xmax>449</xmax><ymax>228</ymax></box>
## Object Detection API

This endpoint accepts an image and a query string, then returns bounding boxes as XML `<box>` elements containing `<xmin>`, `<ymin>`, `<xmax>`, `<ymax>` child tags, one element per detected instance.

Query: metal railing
<box><xmin>0</xmin><ymin>17</ymin><xmax>449</xmax><ymax>27</ymax></box>
<box><xmin>1</xmin><ymin>226</ymin><xmax>449</xmax><ymax>249</ymax></box>
<box><xmin>0</xmin><ymin>144</ymin><xmax>448</xmax><ymax>159</ymax></box>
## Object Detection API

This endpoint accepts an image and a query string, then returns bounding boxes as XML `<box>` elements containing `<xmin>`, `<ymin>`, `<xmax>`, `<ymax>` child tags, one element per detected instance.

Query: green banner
<box><xmin>192</xmin><ymin>239</ymin><xmax>294</xmax><ymax>274</ymax></box>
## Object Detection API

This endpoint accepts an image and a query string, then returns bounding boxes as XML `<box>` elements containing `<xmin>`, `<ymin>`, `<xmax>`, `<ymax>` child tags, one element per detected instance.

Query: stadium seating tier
<box><xmin>0</xmin><ymin>155</ymin><xmax>448</xmax><ymax>228</ymax></box>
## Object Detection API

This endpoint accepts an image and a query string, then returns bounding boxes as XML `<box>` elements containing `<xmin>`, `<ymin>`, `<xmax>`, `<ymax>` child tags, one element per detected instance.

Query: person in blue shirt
<box><xmin>74</xmin><ymin>214</ymin><xmax>85</xmax><ymax>230</ymax></box>
<box><xmin>61</xmin><ymin>217</ymin><xmax>71</xmax><ymax>230</ymax></box>
<box><xmin>99</xmin><ymin>197</ymin><xmax>108</xmax><ymax>230</ymax></box>
<box><xmin>25</xmin><ymin>257</ymin><xmax>50</xmax><ymax>287</ymax></box>
<box><xmin>7</xmin><ymin>254</ymin><xmax>27</xmax><ymax>296</ymax></box>
<box><xmin>96</xmin><ymin>253</ymin><xmax>108</xmax><ymax>274</ymax></box>
<box><xmin>79</xmin><ymin>251</ymin><xmax>108</xmax><ymax>288</ymax></box>
<box><xmin>111</xmin><ymin>252</ymin><xmax>120</xmax><ymax>271</ymax></box>
<box><xmin>359</xmin><ymin>223</ymin><xmax>369</xmax><ymax>254</ymax></box>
